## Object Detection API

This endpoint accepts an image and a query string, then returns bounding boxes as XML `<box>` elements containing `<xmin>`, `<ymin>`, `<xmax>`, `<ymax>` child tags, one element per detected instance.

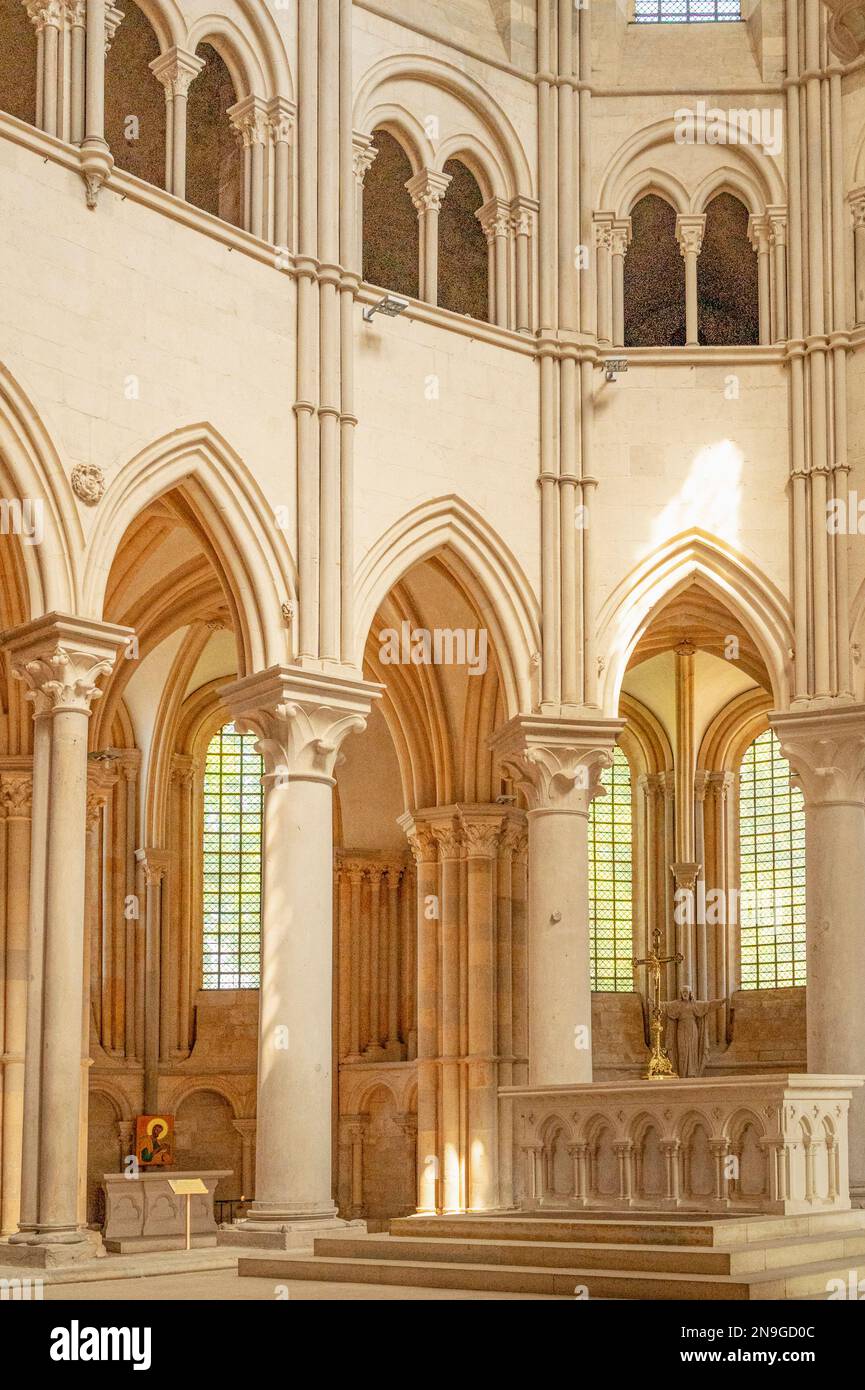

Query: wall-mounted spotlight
<box><xmin>363</xmin><ymin>293</ymin><xmax>410</xmax><ymax>323</ymax></box>
<box><xmin>604</xmin><ymin>358</ymin><xmax>629</xmax><ymax>383</ymax></box>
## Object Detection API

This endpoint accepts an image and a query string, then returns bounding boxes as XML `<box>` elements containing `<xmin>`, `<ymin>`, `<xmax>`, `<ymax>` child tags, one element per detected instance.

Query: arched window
<box><xmin>0</xmin><ymin>1</ymin><xmax>38</xmax><ymax>126</ymax></box>
<box><xmin>589</xmin><ymin>746</ymin><xmax>634</xmax><ymax>991</ymax></box>
<box><xmin>624</xmin><ymin>195</ymin><xmax>685</xmax><ymax>346</ymax></box>
<box><xmin>105</xmin><ymin>0</ymin><xmax>166</xmax><ymax>188</ymax></box>
<box><xmin>363</xmin><ymin>129</ymin><xmax>419</xmax><ymax>299</ymax></box>
<box><xmin>202</xmin><ymin>723</ymin><xmax>263</xmax><ymax>989</ymax></box>
<box><xmin>186</xmin><ymin>44</ymin><xmax>242</xmax><ymax>226</ymax></box>
<box><xmin>438</xmin><ymin>159</ymin><xmax>489</xmax><ymax>321</ymax></box>
<box><xmin>738</xmin><ymin>729</ymin><xmax>805</xmax><ymax>989</ymax></box>
<box><xmin>698</xmin><ymin>193</ymin><xmax>758</xmax><ymax>345</ymax></box>
<box><xmin>634</xmin><ymin>1</ymin><xmax>741</xmax><ymax>20</ymax></box>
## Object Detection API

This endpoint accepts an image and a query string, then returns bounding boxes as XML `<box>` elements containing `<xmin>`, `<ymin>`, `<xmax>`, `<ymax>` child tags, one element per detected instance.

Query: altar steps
<box><xmin>236</xmin><ymin>1210</ymin><xmax>865</xmax><ymax>1300</ymax></box>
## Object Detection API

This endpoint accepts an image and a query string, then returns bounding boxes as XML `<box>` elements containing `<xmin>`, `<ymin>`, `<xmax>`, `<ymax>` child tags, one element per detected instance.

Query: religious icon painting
<box><xmin>136</xmin><ymin>1114</ymin><xmax>176</xmax><ymax>1168</ymax></box>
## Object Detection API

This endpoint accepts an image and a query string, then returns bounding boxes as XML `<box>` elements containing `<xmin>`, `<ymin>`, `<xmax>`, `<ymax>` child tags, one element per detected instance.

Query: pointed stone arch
<box><xmin>596</xmin><ymin>530</ymin><xmax>793</xmax><ymax>715</ymax></box>
<box><xmin>82</xmin><ymin>424</ymin><xmax>296</xmax><ymax>678</ymax></box>
<box><xmin>354</xmin><ymin>496</ymin><xmax>540</xmax><ymax>719</ymax></box>
<box><xmin>0</xmin><ymin>361</ymin><xmax>80</xmax><ymax>620</ymax></box>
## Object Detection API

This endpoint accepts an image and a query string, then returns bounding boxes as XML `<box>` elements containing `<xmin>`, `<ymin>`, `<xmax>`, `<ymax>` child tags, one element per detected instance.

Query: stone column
<box><xmin>149</xmin><ymin>47</ymin><xmax>205</xmax><ymax>201</ymax></box>
<box><xmin>510</xmin><ymin>198</ymin><xmax>535</xmax><ymax>334</ymax></box>
<box><xmin>25</xmin><ymin>0</ymin><xmax>63</xmax><ymax>136</ymax></box>
<box><xmin>406</xmin><ymin>169</ymin><xmax>452</xmax><ymax>306</ymax></box>
<box><xmin>748</xmin><ymin>213</ymin><xmax>773</xmax><ymax>345</ymax></box>
<box><xmin>228</xmin><ymin>96</ymin><xmax>269</xmax><ymax>240</ymax></box>
<box><xmin>345</xmin><ymin>860</ymin><xmax>363</xmax><ymax>1061</ymax></box>
<box><xmin>135</xmin><ymin>849</ymin><xmax>170</xmax><ymax>1113</ymax></box>
<box><xmin>352</xmin><ymin>134</ymin><xmax>377</xmax><ymax>269</ymax></box>
<box><xmin>771</xmin><ymin>705</ymin><xmax>865</xmax><ymax>1200</ymax></box>
<box><xmin>79</xmin><ymin>0</ymin><xmax>114</xmax><ymax>205</ymax></box>
<box><xmin>364</xmin><ymin>866</ymin><xmax>384</xmax><ymax>1060</ymax></box>
<box><xmin>462</xmin><ymin>812</ymin><xmax>504</xmax><ymax>1211</ymax></box>
<box><xmin>675</xmin><ymin>215</ymin><xmax>705</xmax><ymax>347</ymax></box>
<box><xmin>593</xmin><ymin>215</ymin><xmax>614</xmax><ymax>346</ymax></box>
<box><xmin>491</xmin><ymin>715</ymin><xmax>623</xmax><ymax>1084</ymax></box>
<box><xmin>610</xmin><ymin>219</ymin><xmax>631</xmax><ymax>348</ymax></box>
<box><xmin>231</xmin><ymin>1118</ymin><xmax>256</xmax><ymax>1201</ymax></box>
<box><xmin>220</xmin><ymin>668</ymin><xmax>378</xmax><ymax>1241</ymax></box>
<box><xmin>850</xmin><ymin>189</ymin><xmax>865</xmax><ymax>327</ymax></box>
<box><xmin>400</xmin><ymin>819</ymin><xmax>439</xmax><ymax>1213</ymax></box>
<box><xmin>268</xmin><ymin>98</ymin><xmax>295</xmax><ymax>252</ymax></box>
<box><xmin>67</xmin><ymin>0</ymin><xmax>86</xmax><ymax>144</ymax></box>
<box><xmin>0</xmin><ymin>774</ymin><xmax>32</xmax><ymax>1235</ymax></box>
<box><xmin>383</xmin><ymin>864</ymin><xmax>403</xmax><ymax>1061</ymax></box>
<box><xmin>768</xmin><ymin>207</ymin><xmax>788</xmax><ymax>341</ymax></box>
<box><xmin>3</xmin><ymin>615</ymin><xmax>129</xmax><ymax>1264</ymax></box>
<box><xmin>477</xmin><ymin>198</ymin><xmax>511</xmax><ymax>328</ymax></box>
<box><xmin>431</xmin><ymin>818</ymin><xmax>462</xmax><ymax>1212</ymax></box>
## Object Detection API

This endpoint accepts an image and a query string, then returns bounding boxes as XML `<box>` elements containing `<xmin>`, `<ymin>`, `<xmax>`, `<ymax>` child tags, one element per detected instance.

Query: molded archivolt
<box><xmin>81</xmin><ymin>425</ymin><xmax>297</xmax><ymax>679</ymax></box>
<box><xmin>353</xmin><ymin>53</ymin><xmax>533</xmax><ymax>203</ymax></box>
<box><xmin>598</xmin><ymin>114</ymin><xmax>785</xmax><ymax>218</ymax></box>
<box><xmin>596</xmin><ymin>530</ymin><xmax>794</xmax><ymax>715</ymax></box>
<box><xmin>354</xmin><ymin>496</ymin><xmax>540</xmax><ymax>720</ymax></box>
<box><xmin>135</xmin><ymin>0</ymin><xmax>293</xmax><ymax>100</ymax></box>
<box><xmin>0</xmin><ymin>363</ymin><xmax>81</xmax><ymax>620</ymax></box>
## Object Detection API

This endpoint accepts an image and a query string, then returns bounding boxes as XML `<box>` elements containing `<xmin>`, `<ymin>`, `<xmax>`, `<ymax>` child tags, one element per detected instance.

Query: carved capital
<box><xmin>135</xmin><ymin>847</ymin><xmax>170</xmax><ymax>887</ymax></box>
<box><xmin>398</xmin><ymin>814</ymin><xmax>438</xmax><ymax>865</ymax></box>
<box><xmin>770</xmin><ymin>705</ymin><xmax>865</xmax><ymax>807</ymax></box>
<box><xmin>476</xmin><ymin>197</ymin><xmax>511</xmax><ymax>244</ymax></box>
<box><xmin>593</xmin><ymin>214</ymin><xmax>614</xmax><ymax>253</ymax></box>
<box><xmin>766</xmin><ymin>205</ymin><xmax>787</xmax><ymax>248</ymax></box>
<box><xmin>352</xmin><ymin>131</ymin><xmax>377</xmax><ymax>185</ymax></box>
<box><xmin>675</xmin><ymin>214</ymin><xmax>706</xmax><ymax>260</ymax></box>
<box><xmin>267</xmin><ymin>96</ymin><xmax>295</xmax><ymax>146</ymax></box>
<box><xmin>24</xmin><ymin>0</ymin><xmax>64</xmax><ymax>32</ymax></box>
<box><xmin>747</xmin><ymin>212</ymin><xmax>771</xmax><ymax>255</ymax></box>
<box><xmin>221</xmin><ymin>667</ymin><xmax>380</xmax><ymax>785</ymax></box>
<box><xmin>459</xmin><ymin>810</ymin><xmax>505</xmax><ymax>858</ymax></box>
<box><xmin>228</xmin><ymin>95</ymin><xmax>269</xmax><ymax>149</ymax></box>
<box><xmin>489</xmin><ymin>715</ymin><xmax>624</xmax><ymax>815</ymax></box>
<box><xmin>610</xmin><ymin>217</ymin><xmax>632</xmax><ymax>258</ymax></box>
<box><xmin>0</xmin><ymin>772</ymin><xmax>33</xmax><ymax>818</ymax></box>
<box><xmin>849</xmin><ymin>187</ymin><xmax>865</xmax><ymax>230</ymax></box>
<box><xmin>405</xmin><ymin>169</ymin><xmax>452</xmax><ymax>216</ymax></box>
<box><xmin>149</xmin><ymin>47</ymin><xmax>205</xmax><ymax>100</ymax></box>
<box><xmin>4</xmin><ymin>615</ymin><xmax>130</xmax><ymax>717</ymax></box>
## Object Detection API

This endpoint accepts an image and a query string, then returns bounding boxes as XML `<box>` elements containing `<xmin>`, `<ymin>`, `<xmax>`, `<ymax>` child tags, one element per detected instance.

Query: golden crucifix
<box><xmin>633</xmin><ymin>927</ymin><xmax>684</xmax><ymax>1080</ymax></box>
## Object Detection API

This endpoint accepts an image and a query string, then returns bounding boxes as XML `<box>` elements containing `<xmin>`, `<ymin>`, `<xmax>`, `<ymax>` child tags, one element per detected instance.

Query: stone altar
<box><xmin>503</xmin><ymin>1074</ymin><xmax>863</xmax><ymax>1216</ymax></box>
<box><xmin>101</xmin><ymin>1170</ymin><xmax>232</xmax><ymax>1252</ymax></box>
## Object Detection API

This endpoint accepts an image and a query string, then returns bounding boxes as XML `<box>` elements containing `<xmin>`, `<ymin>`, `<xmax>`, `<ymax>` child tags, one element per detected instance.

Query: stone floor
<box><xmin>41</xmin><ymin>1267</ymin><xmax>557</xmax><ymax>1300</ymax></box>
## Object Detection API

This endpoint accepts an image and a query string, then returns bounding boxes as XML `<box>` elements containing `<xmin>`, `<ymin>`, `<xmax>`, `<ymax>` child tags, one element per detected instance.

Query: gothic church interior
<box><xmin>1</xmin><ymin>0</ymin><xmax>865</xmax><ymax>1305</ymax></box>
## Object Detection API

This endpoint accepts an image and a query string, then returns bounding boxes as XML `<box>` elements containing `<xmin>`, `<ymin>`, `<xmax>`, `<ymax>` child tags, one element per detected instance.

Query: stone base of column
<box><xmin>2</xmin><ymin>1229</ymin><xmax>103</xmax><ymax>1268</ymax></box>
<box><xmin>217</xmin><ymin>1213</ymin><xmax>366</xmax><ymax>1252</ymax></box>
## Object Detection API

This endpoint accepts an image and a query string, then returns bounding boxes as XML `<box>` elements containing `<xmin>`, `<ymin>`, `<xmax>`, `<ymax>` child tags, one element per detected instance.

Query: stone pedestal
<box><xmin>101</xmin><ymin>1169</ymin><xmax>231</xmax><ymax>1253</ymax></box>
<box><xmin>505</xmin><ymin>1074</ymin><xmax>863</xmax><ymax>1216</ymax></box>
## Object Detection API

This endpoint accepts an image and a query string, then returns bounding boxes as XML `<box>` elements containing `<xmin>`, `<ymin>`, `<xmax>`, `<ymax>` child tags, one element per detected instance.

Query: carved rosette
<box><xmin>71</xmin><ymin>463</ymin><xmax>105</xmax><ymax>505</ymax></box>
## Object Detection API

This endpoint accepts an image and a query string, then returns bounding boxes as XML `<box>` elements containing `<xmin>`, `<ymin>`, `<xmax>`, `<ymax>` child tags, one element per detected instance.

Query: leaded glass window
<box><xmin>202</xmin><ymin>724</ymin><xmax>263</xmax><ymax>989</ymax></box>
<box><xmin>738</xmin><ymin>729</ymin><xmax>806</xmax><ymax>989</ymax></box>
<box><xmin>634</xmin><ymin>1</ymin><xmax>741</xmax><ymax>21</ymax></box>
<box><xmin>590</xmin><ymin>746</ymin><xmax>634</xmax><ymax>991</ymax></box>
